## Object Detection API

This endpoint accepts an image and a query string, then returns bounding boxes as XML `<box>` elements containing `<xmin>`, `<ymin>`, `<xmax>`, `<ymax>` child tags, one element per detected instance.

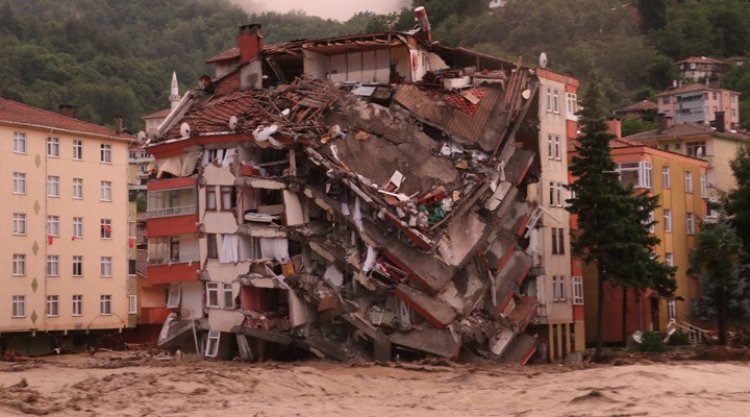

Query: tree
<box><xmin>637</xmin><ymin>0</ymin><xmax>666</xmax><ymax>33</ymax></box>
<box><xmin>568</xmin><ymin>73</ymin><xmax>674</xmax><ymax>359</ymax></box>
<box><xmin>728</xmin><ymin>144</ymin><xmax>750</xmax><ymax>248</ymax></box>
<box><xmin>688</xmin><ymin>219</ymin><xmax>747</xmax><ymax>345</ymax></box>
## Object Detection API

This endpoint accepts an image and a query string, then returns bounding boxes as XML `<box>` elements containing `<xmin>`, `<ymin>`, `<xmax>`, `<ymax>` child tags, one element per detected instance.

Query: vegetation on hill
<box><xmin>2</xmin><ymin>0</ymin><xmax>750</xmax><ymax>130</ymax></box>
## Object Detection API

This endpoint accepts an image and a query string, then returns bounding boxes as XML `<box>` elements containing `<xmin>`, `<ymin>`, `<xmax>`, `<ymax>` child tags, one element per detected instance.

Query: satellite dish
<box><xmin>632</xmin><ymin>330</ymin><xmax>643</xmax><ymax>344</ymax></box>
<box><xmin>539</xmin><ymin>52</ymin><xmax>548</xmax><ymax>69</ymax></box>
<box><xmin>228</xmin><ymin>115</ymin><xmax>238</xmax><ymax>130</ymax></box>
<box><xmin>136</xmin><ymin>131</ymin><xmax>147</xmax><ymax>144</ymax></box>
<box><xmin>521</xmin><ymin>89</ymin><xmax>531</xmax><ymax>100</ymax></box>
<box><xmin>180</xmin><ymin>122</ymin><xmax>191</xmax><ymax>139</ymax></box>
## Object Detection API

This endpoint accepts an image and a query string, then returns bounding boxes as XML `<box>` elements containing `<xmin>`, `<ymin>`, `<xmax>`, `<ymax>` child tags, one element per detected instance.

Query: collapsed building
<box><xmin>141</xmin><ymin>12</ymin><xmax>582</xmax><ymax>364</ymax></box>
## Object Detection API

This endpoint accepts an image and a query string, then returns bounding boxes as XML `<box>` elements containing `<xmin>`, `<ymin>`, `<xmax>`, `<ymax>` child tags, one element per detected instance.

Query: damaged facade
<box><xmin>141</xmin><ymin>15</ymin><xmax>581</xmax><ymax>364</ymax></box>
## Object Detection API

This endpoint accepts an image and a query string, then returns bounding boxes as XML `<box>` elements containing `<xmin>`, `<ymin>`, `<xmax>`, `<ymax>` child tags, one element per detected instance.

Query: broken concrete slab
<box><xmin>396</xmin><ymin>284</ymin><xmax>457</xmax><ymax>328</ymax></box>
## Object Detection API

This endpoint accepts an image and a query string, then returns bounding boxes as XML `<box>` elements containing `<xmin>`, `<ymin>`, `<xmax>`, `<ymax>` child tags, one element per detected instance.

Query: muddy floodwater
<box><xmin>1</xmin><ymin>352</ymin><xmax>749</xmax><ymax>416</ymax></box>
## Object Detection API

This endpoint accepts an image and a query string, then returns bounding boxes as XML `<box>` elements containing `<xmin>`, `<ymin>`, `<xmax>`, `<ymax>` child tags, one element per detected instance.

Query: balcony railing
<box><xmin>147</xmin><ymin>257</ymin><xmax>200</xmax><ymax>266</ymax></box>
<box><xmin>147</xmin><ymin>204</ymin><xmax>197</xmax><ymax>219</ymax></box>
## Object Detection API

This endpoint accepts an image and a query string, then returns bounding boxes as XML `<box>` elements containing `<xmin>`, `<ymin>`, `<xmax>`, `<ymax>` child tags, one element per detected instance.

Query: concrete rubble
<box><xmin>147</xmin><ymin>18</ymin><xmax>547</xmax><ymax>365</ymax></box>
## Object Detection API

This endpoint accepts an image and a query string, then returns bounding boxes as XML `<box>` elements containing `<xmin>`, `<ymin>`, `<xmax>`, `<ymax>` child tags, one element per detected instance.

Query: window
<box><xmin>566</xmin><ymin>93</ymin><xmax>577</xmax><ymax>118</ymax></box>
<box><xmin>12</xmin><ymin>254</ymin><xmax>25</xmax><ymax>275</ymax></box>
<box><xmin>72</xmin><ymin>295</ymin><xmax>83</xmax><ymax>316</ymax></box>
<box><xmin>686</xmin><ymin>141</ymin><xmax>705</xmax><ymax>158</ymax></box>
<box><xmin>551</xmin><ymin>227</ymin><xmax>565</xmax><ymax>255</ymax></box>
<box><xmin>47</xmin><ymin>215</ymin><xmax>60</xmax><ymax>237</ymax></box>
<box><xmin>687</xmin><ymin>213</ymin><xmax>695</xmax><ymax>235</ymax></box>
<box><xmin>73</xmin><ymin>217</ymin><xmax>83</xmax><ymax>239</ymax></box>
<box><xmin>128</xmin><ymin>295</ymin><xmax>138</xmax><ymax>314</ymax></box>
<box><xmin>206</xmin><ymin>282</ymin><xmax>220</xmax><ymax>307</ymax></box>
<box><xmin>546</xmin><ymin>87</ymin><xmax>552</xmax><ymax>112</ymax></box>
<box><xmin>685</xmin><ymin>171</ymin><xmax>693</xmax><ymax>193</ymax></box>
<box><xmin>712</xmin><ymin>92</ymin><xmax>718</xmax><ymax>100</ymax></box>
<box><xmin>129</xmin><ymin>259</ymin><xmax>136</xmax><ymax>275</ymax></box>
<box><xmin>547</xmin><ymin>134</ymin><xmax>554</xmax><ymax>159</ymax></box>
<box><xmin>220</xmin><ymin>186</ymin><xmax>235</xmax><ymax>211</ymax></box>
<box><xmin>731</xmin><ymin>95</ymin><xmax>738</xmax><ymax>103</ymax></box>
<box><xmin>12</xmin><ymin>213</ymin><xmax>26</xmax><ymax>235</ymax></box>
<box><xmin>668</xmin><ymin>299</ymin><xmax>677</xmax><ymax>320</ymax></box>
<box><xmin>47</xmin><ymin>137</ymin><xmax>60</xmax><ymax>157</ymax></box>
<box><xmin>646</xmin><ymin>211</ymin><xmax>656</xmax><ymax>233</ymax></box>
<box><xmin>552</xmin><ymin>276</ymin><xmax>566</xmax><ymax>302</ymax></box>
<box><xmin>572</xmin><ymin>276</ymin><xmax>584</xmax><ymax>305</ymax></box>
<box><xmin>73</xmin><ymin>256</ymin><xmax>83</xmax><ymax>276</ymax></box>
<box><xmin>100</xmin><ymin>257</ymin><xmax>112</xmax><ymax>277</ymax></box>
<box><xmin>47</xmin><ymin>175</ymin><xmax>60</xmax><ymax>197</ymax></box>
<box><xmin>47</xmin><ymin>255</ymin><xmax>59</xmax><ymax>276</ymax></box>
<box><xmin>73</xmin><ymin>140</ymin><xmax>83</xmax><ymax>160</ymax></box>
<box><xmin>553</xmin><ymin>135</ymin><xmax>561</xmax><ymax>160</ymax></box>
<box><xmin>46</xmin><ymin>295</ymin><xmax>59</xmax><ymax>317</ymax></box>
<box><xmin>13</xmin><ymin>132</ymin><xmax>26</xmax><ymax>153</ymax></box>
<box><xmin>12</xmin><ymin>296</ymin><xmax>25</xmax><ymax>318</ymax></box>
<box><xmin>205</xmin><ymin>330</ymin><xmax>220</xmax><ymax>358</ymax></box>
<box><xmin>552</xmin><ymin>89</ymin><xmax>560</xmax><ymax>113</ymax></box>
<box><xmin>100</xmin><ymin>295</ymin><xmax>112</xmax><ymax>315</ymax></box>
<box><xmin>664</xmin><ymin>209</ymin><xmax>672</xmax><ymax>233</ymax></box>
<box><xmin>167</xmin><ymin>285</ymin><xmax>181</xmax><ymax>308</ymax></box>
<box><xmin>13</xmin><ymin>172</ymin><xmax>26</xmax><ymax>194</ymax></box>
<box><xmin>100</xmin><ymin>219</ymin><xmax>112</xmax><ymax>239</ymax></box>
<box><xmin>549</xmin><ymin>182</ymin><xmax>565</xmax><ymax>207</ymax></box>
<box><xmin>100</xmin><ymin>144</ymin><xmax>112</xmax><ymax>163</ymax></box>
<box><xmin>731</xmin><ymin>108</ymin><xmax>737</xmax><ymax>118</ymax></box>
<box><xmin>100</xmin><ymin>181</ymin><xmax>112</xmax><ymax>201</ymax></box>
<box><xmin>617</xmin><ymin>162</ymin><xmax>651</xmax><ymax>189</ymax></box>
<box><xmin>701</xmin><ymin>174</ymin><xmax>707</xmax><ymax>197</ymax></box>
<box><xmin>207</xmin><ymin>234</ymin><xmax>218</xmax><ymax>259</ymax></box>
<box><xmin>665</xmin><ymin>253</ymin><xmax>674</xmax><ymax>267</ymax></box>
<box><xmin>223</xmin><ymin>284</ymin><xmax>234</xmax><ymax>309</ymax></box>
<box><xmin>72</xmin><ymin>178</ymin><xmax>83</xmax><ymax>199</ymax></box>
<box><xmin>206</xmin><ymin>187</ymin><xmax>217</xmax><ymax>210</ymax></box>
<box><xmin>662</xmin><ymin>96</ymin><xmax>670</xmax><ymax>105</ymax></box>
<box><xmin>662</xmin><ymin>166</ymin><xmax>671</xmax><ymax>189</ymax></box>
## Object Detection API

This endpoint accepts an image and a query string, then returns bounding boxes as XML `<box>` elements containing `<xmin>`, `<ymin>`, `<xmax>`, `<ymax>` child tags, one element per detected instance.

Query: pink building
<box><xmin>657</xmin><ymin>83</ymin><xmax>740</xmax><ymax>132</ymax></box>
<box><xmin>677</xmin><ymin>56</ymin><xmax>730</xmax><ymax>82</ymax></box>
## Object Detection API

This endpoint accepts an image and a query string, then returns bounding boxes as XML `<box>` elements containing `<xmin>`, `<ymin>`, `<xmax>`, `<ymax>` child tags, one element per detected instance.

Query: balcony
<box><xmin>147</xmin><ymin>262</ymin><xmax>200</xmax><ymax>285</ymax></box>
<box><xmin>147</xmin><ymin>204</ymin><xmax>197</xmax><ymax>219</ymax></box>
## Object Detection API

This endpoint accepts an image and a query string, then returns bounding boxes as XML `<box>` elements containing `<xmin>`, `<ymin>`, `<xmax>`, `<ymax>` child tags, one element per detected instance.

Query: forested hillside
<box><xmin>2</xmin><ymin>0</ymin><xmax>750</xmax><ymax>130</ymax></box>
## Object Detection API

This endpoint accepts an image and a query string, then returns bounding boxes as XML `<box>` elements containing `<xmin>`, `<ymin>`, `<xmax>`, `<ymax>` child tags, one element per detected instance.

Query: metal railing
<box><xmin>146</xmin><ymin>204</ymin><xmax>197</xmax><ymax>219</ymax></box>
<box><xmin>674</xmin><ymin>319</ymin><xmax>712</xmax><ymax>345</ymax></box>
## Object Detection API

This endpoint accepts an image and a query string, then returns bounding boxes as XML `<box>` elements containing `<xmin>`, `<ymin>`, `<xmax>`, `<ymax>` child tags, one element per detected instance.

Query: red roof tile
<box><xmin>616</xmin><ymin>100</ymin><xmax>657</xmax><ymax>113</ymax></box>
<box><xmin>656</xmin><ymin>83</ymin><xmax>739</xmax><ymax>97</ymax></box>
<box><xmin>205</xmin><ymin>47</ymin><xmax>240</xmax><ymax>64</ymax></box>
<box><xmin>625</xmin><ymin>123</ymin><xmax>750</xmax><ymax>142</ymax></box>
<box><xmin>0</xmin><ymin>98</ymin><xmax>127</xmax><ymax>140</ymax></box>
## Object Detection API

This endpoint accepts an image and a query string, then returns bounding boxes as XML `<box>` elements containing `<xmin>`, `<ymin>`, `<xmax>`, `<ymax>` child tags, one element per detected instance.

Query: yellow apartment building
<box><xmin>0</xmin><ymin>99</ymin><xmax>132</xmax><ymax>355</ymax></box>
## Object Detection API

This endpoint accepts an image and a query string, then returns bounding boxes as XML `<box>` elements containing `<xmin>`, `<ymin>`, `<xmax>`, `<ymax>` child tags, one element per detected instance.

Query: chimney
<box><xmin>414</xmin><ymin>7</ymin><xmax>432</xmax><ymax>42</ymax></box>
<box><xmin>114</xmin><ymin>115</ymin><xmax>124</xmax><ymax>134</ymax></box>
<box><xmin>58</xmin><ymin>104</ymin><xmax>75</xmax><ymax>118</ymax></box>
<box><xmin>607</xmin><ymin>118</ymin><xmax>622</xmax><ymax>139</ymax></box>
<box><xmin>657</xmin><ymin>114</ymin><xmax>669</xmax><ymax>133</ymax></box>
<box><xmin>238</xmin><ymin>24</ymin><xmax>263</xmax><ymax>65</ymax></box>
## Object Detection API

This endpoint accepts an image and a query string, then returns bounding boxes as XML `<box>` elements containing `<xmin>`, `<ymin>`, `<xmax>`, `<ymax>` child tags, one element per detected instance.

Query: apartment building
<box><xmin>677</xmin><ymin>56</ymin><xmax>730</xmax><ymax>83</ymax></box>
<box><xmin>0</xmin><ymin>98</ymin><xmax>131</xmax><ymax>355</ymax></box>
<box><xmin>569</xmin><ymin>135</ymin><xmax>708</xmax><ymax>344</ymax></box>
<box><xmin>530</xmin><ymin>69</ymin><xmax>582</xmax><ymax>360</ymax></box>
<box><xmin>140</xmin><ymin>17</ymin><xmax>583</xmax><ymax>363</ymax></box>
<box><xmin>657</xmin><ymin>83</ymin><xmax>740</xmax><ymax>131</ymax></box>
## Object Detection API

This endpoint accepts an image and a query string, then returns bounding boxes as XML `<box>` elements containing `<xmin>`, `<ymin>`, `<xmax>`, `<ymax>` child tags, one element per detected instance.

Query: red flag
<box><xmin>128</xmin><ymin>237</ymin><xmax>135</xmax><ymax>248</ymax></box>
<box><xmin>71</xmin><ymin>236</ymin><xmax>78</xmax><ymax>241</ymax></box>
<box><xmin>48</xmin><ymin>235</ymin><xmax>53</xmax><ymax>245</ymax></box>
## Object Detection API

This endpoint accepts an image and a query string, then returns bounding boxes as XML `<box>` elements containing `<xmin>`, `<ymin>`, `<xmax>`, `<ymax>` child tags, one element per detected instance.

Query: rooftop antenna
<box><xmin>539</xmin><ymin>52</ymin><xmax>548</xmax><ymax>69</ymax></box>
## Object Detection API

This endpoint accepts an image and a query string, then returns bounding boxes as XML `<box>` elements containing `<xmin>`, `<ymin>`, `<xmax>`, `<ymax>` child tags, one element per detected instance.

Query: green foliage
<box><xmin>638</xmin><ymin>0</ymin><xmax>667</xmax><ymax>33</ymax></box>
<box><xmin>668</xmin><ymin>330</ymin><xmax>691</xmax><ymax>346</ymax></box>
<box><xmin>621</xmin><ymin>119</ymin><xmax>658</xmax><ymax>137</ymax></box>
<box><xmin>636</xmin><ymin>332</ymin><xmax>667</xmax><ymax>352</ymax></box>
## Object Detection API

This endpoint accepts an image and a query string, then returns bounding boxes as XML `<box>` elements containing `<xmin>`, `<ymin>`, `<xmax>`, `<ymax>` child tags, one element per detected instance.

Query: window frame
<box><xmin>223</xmin><ymin>283</ymin><xmax>234</xmax><ymax>309</ymax></box>
<box><xmin>664</xmin><ymin>209</ymin><xmax>672</xmax><ymax>233</ymax></box>
<box><xmin>13</xmin><ymin>172</ymin><xmax>26</xmax><ymax>194</ymax></box>
<box><xmin>220</xmin><ymin>186</ymin><xmax>235</xmax><ymax>212</ymax></box>
<box><xmin>12</xmin><ymin>213</ymin><xmax>26</xmax><ymax>235</ymax></box>
<box><xmin>205</xmin><ymin>330</ymin><xmax>221</xmax><ymax>358</ymax></box>
<box><xmin>100</xmin><ymin>218</ymin><xmax>112</xmax><ymax>239</ymax></box>
<box><xmin>12</xmin><ymin>295</ymin><xmax>25</xmax><ymax>318</ymax></box>
<box><xmin>73</xmin><ymin>140</ymin><xmax>83</xmax><ymax>160</ymax></box>
<box><xmin>128</xmin><ymin>295</ymin><xmax>138</xmax><ymax>314</ymax></box>
<box><xmin>100</xmin><ymin>256</ymin><xmax>113</xmax><ymax>277</ymax></box>
<box><xmin>662</xmin><ymin>166</ymin><xmax>671</xmax><ymax>189</ymax></box>
<box><xmin>73</xmin><ymin>255</ymin><xmax>83</xmax><ymax>276</ymax></box>
<box><xmin>72</xmin><ymin>178</ymin><xmax>83</xmax><ymax>199</ymax></box>
<box><xmin>46</xmin><ymin>255</ymin><xmax>60</xmax><ymax>277</ymax></box>
<box><xmin>13</xmin><ymin>132</ymin><xmax>26</xmax><ymax>154</ymax></box>
<box><xmin>206</xmin><ymin>282</ymin><xmax>220</xmax><ymax>308</ymax></box>
<box><xmin>12</xmin><ymin>254</ymin><xmax>26</xmax><ymax>276</ymax></box>
<box><xmin>206</xmin><ymin>187</ymin><xmax>217</xmax><ymax>211</ymax></box>
<box><xmin>100</xmin><ymin>143</ymin><xmax>112</xmax><ymax>164</ymax></box>
<box><xmin>100</xmin><ymin>294</ymin><xmax>112</xmax><ymax>315</ymax></box>
<box><xmin>73</xmin><ymin>217</ymin><xmax>83</xmax><ymax>239</ymax></box>
<box><xmin>72</xmin><ymin>295</ymin><xmax>83</xmax><ymax>316</ymax></box>
<box><xmin>47</xmin><ymin>215</ymin><xmax>60</xmax><ymax>237</ymax></box>
<box><xmin>687</xmin><ymin>212</ymin><xmax>695</xmax><ymax>235</ymax></box>
<box><xmin>668</xmin><ymin>299</ymin><xmax>677</xmax><ymax>320</ymax></box>
<box><xmin>47</xmin><ymin>137</ymin><xmax>60</xmax><ymax>158</ymax></box>
<box><xmin>100</xmin><ymin>181</ymin><xmax>112</xmax><ymax>202</ymax></box>
<box><xmin>572</xmin><ymin>276</ymin><xmax>584</xmax><ymax>305</ymax></box>
<box><xmin>685</xmin><ymin>171</ymin><xmax>694</xmax><ymax>194</ymax></box>
<box><xmin>46</xmin><ymin>295</ymin><xmax>59</xmax><ymax>317</ymax></box>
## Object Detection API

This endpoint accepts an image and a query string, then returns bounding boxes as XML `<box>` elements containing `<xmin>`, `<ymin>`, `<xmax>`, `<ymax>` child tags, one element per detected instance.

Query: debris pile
<box><xmin>148</xmin><ymin>32</ymin><xmax>546</xmax><ymax>365</ymax></box>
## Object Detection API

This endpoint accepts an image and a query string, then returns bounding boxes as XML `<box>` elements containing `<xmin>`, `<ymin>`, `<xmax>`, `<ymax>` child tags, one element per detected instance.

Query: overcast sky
<box><xmin>228</xmin><ymin>0</ymin><xmax>409</xmax><ymax>21</ymax></box>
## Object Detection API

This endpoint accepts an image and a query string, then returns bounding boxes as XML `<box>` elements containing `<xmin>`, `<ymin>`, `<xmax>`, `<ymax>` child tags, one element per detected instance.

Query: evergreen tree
<box><xmin>568</xmin><ymin>73</ymin><xmax>674</xmax><ymax>359</ymax></box>
<box><xmin>688</xmin><ymin>219</ymin><xmax>748</xmax><ymax>345</ymax></box>
<box><xmin>728</xmin><ymin>143</ymin><xmax>750</xmax><ymax>248</ymax></box>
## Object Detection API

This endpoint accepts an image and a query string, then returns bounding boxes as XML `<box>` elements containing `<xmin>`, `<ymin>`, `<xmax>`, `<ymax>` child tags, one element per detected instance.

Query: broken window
<box><xmin>205</xmin><ymin>330</ymin><xmax>220</xmax><ymax>358</ymax></box>
<box><xmin>207</xmin><ymin>234</ymin><xmax>218</xmax><ymax>259</ymax></box>
<box><xmin>206</xmin><ymin>282</ymin><xmax>220</xmax><ymax>308</ymax></box>
<box><xmin>206</xmin><ymin>186</ymin><xmax>217</xmax><ymax>211</ymax></box>
<box><xmin>223</xmin><ymin>284</ymin><xmax>234</xmax><ymax>309</ymax></box>
<box><xmin>167</xmin><ymin>284</ymin><xmax>181</xmax><ymax>309</ymax></box>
